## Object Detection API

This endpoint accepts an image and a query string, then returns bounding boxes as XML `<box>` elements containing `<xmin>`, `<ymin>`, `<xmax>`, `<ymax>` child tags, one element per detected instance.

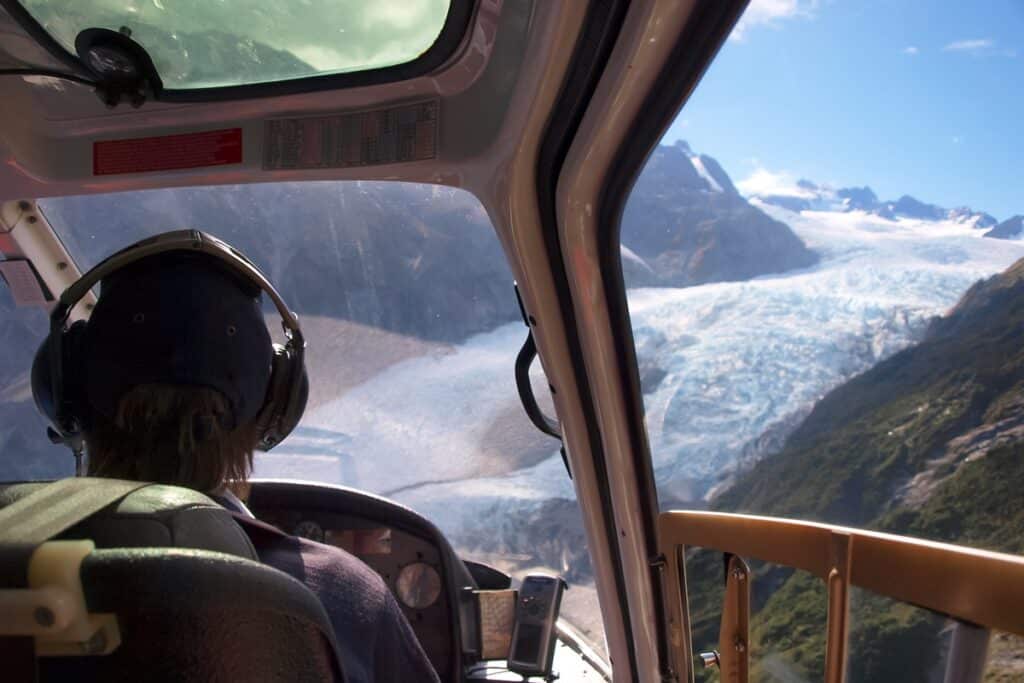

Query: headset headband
<box><xmin>53</xmin><ymin>229</ymin><xmax>302</xmax><ymax>341</ymax></box>
<box><xmin>48</xmin><ymin>229</ymin><xmax>305</xmax><ymax>448</ymax></box>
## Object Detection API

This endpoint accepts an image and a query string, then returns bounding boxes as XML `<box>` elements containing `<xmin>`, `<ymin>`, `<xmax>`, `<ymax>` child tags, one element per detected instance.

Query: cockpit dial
<box><xmin>396</xmin><ymin>562</ymin><xmax>442</xmax><ymax>609</ymax></box>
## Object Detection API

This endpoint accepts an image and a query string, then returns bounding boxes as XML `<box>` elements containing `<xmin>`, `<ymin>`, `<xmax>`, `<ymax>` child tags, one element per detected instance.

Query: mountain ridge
<box><xmin>752</xmin><ymin>176</ymin><xmax>1001</xmax><ymax>229</ymax></box>
<box><xmin>985</xmin><ymin>215</ymin><xmax>1024</xmax><ymax>240</ymax></box>
<box><xmin>621</xmin><ymin>141</ymin><xmax>818</xmax><ymax>287</ymax></box>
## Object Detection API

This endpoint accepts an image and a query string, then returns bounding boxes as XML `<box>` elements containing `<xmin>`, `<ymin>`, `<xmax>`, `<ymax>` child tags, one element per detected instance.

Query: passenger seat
<box><xmin>0</xmin><ymin>478</ymin><xmax>344</xmax><ymax>682</ymax></box>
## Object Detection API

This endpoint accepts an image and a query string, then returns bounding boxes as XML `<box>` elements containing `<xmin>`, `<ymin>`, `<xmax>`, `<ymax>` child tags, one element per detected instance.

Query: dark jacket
<box><xmin>233</xmin><ymin>515</ymin><xmax>441</xmax><ymax>683</ymax></box>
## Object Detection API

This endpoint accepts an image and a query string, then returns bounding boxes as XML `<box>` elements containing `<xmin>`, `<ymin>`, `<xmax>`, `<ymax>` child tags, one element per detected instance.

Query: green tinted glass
<box><xmin>19</xmin><ymin>0</ymin><xmax>452</xmax><ymax>89</ymax></box>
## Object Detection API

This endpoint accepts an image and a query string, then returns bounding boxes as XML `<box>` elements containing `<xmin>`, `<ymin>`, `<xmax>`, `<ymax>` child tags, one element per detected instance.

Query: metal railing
<box><xmin>658</xmin><ymin>510</ymin><xmax>1024</xmax><ymax>683</ymax></box>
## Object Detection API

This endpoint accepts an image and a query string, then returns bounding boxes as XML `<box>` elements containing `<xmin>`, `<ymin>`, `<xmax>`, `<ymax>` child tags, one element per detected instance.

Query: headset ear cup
<box><xmin>254</xmin><ymin>343</ymin><xmax>308</xmax><ymax>451</ymax></box>
<box><xmin>31</xmin><ymin>321</ymin><xmax>90</xmax><ymax>433</ymax></box>
<box><xmin>282</xmin><ymin>359</ymin><xmax>309</xmax><ymax>441</ymax></box>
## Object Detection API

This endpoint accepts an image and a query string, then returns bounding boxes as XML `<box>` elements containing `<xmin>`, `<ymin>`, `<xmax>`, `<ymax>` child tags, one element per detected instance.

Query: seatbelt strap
<box><xmin>0</xmin><ymin>478</ymin><xmax>153</xmax><ymax>545</ymax></box>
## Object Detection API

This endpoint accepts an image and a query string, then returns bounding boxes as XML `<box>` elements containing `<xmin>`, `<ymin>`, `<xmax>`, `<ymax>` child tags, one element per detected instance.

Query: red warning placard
<box><xmin>93</xmin><ymin>128</ymin><xmax>242</xmax><ymax>176</ymax></box>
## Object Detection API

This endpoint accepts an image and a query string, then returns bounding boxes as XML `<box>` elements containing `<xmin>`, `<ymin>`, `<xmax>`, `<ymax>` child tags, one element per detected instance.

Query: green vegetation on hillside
<box><xmin>688</xmin><ymin>258</ymin><xmax>1024</xmax><ymax>680</ymax></box>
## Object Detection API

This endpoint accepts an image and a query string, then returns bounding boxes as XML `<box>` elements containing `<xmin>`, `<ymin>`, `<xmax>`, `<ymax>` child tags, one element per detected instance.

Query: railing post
<box><xmin>825</xmin><ymin>531</ymin><xmax>851</xmax><ymax>683</ymax></box>
<box><xmin>943</xmin><ymin>621</ymin><xmax>990</xmax><ymax>683</ymax></box>
<box><xmin>716</xmin><ymin>555</ymin><xmax>750</xmax><ymax>683</ymax></box>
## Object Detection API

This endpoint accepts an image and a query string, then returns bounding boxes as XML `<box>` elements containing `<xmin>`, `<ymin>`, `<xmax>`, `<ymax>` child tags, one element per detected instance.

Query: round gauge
<box><xmin>396</xmin><ymin>562</ymin><xmax>442</xmax><ymax>609</ymax></box>
<box><xmin>292</xmin><ymin>519</ymin><xmax>325</xmax><ymax>542</ymax></box>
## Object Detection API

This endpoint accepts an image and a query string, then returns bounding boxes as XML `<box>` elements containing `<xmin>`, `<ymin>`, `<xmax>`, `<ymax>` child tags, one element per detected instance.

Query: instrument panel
<box><xmin>248</xmin><ymin>494</ymin><xmax>456</xmax><ymax>680</ymax></box>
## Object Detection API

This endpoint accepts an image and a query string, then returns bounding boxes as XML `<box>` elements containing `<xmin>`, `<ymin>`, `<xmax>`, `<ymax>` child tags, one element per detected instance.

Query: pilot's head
<box><xmin>83</xmin><ymin>251</ymin><xmax>273</xmax><ymax>490</ymax></box>
<box><xmin>32</xmin><ymin>232</ymin><xmax>308</xmax><ymax>492</ymax></box>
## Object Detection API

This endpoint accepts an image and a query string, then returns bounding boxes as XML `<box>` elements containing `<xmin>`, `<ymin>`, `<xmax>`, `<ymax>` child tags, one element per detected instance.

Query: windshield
<box><xmin>19</xmin><ymin>0</ymin><xmax>453</xmax><ymax>89</ymax></box>
<box><xmin>623</xmin><ymin>2</ymin><xmax>1023</xmax><ymax>680</ymax></box>
<box><xmin>0</xmin><ymin>180</ymin><xmax>605</xmax><ymax>653</ymax></box>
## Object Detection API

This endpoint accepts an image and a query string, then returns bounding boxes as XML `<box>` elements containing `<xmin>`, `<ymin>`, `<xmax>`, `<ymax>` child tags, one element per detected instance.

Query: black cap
<box><xmin>83</xmin><ymin>251</ymin><xmax>273</xmax><ymax>428</ymax></box>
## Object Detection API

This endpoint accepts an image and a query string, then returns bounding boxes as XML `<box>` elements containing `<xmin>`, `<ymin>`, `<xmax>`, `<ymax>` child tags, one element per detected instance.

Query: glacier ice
<box><xmin>256</xmin><ymin>204</ymin><xmax>1024</xmax><ymax>548</ymax></box>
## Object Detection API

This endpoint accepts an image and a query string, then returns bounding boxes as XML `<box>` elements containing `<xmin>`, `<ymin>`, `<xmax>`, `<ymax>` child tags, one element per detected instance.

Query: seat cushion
<box><xmin>0</xmin><ymin>481</ymin><xmax>258</xmax><ymax>560</ymax></box>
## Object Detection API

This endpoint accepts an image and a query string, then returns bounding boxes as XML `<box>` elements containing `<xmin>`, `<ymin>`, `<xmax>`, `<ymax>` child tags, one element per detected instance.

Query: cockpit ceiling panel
<box><xmin>0</xmin><ymin>0</ymin><xmax>475</xmax><ymax>98</ymax></box>
<box><xmin>0</xmin><ymin>0</ymin><xmax>549</xmax><ymax>202</ymax></box>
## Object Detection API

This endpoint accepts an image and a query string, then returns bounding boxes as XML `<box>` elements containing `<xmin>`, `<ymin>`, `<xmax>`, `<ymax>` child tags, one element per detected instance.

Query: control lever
<box><xmin>508</xmin><ymin>574</ymin><xmax>567</xmax><ymax>678</ymax></box>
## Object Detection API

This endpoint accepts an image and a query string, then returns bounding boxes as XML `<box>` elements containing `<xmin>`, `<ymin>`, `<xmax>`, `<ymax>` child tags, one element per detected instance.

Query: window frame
<box><xmin>0</xmin><ymin>0</ymin><xmax>476</xmax><ymax>102</ymax></box>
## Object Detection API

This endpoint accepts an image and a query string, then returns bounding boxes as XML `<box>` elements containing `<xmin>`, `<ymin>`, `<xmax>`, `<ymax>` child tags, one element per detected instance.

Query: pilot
<box><xmin>36</xmin><ymin>235</ymin><xmax>440</xmax><ymax>683</ymax></box>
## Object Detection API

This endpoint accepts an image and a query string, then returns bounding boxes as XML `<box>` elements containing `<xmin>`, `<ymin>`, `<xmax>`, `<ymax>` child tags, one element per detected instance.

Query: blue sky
<box><xmin>662</xmin><ymin>1</ymin><xmax>1023</xmax><ymax>220</ymax></box>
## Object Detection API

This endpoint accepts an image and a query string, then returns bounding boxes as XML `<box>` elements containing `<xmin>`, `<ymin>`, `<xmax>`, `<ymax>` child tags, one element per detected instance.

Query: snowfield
<box><xmin>256</xmin><ymin>203</ymin><xmax>1024</xmax><ymax>569</ymax></box>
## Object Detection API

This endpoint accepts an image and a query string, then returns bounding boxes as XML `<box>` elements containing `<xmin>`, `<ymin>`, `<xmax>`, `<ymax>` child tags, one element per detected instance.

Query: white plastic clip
<box><xmin>0</xmin><ymin>540</ymin><xmax>120</xmax><ymax>656</ymax></box>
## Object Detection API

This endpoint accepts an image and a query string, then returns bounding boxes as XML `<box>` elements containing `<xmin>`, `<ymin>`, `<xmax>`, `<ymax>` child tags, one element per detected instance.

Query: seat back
<box><xmin>40</xmin><ymin>548</ymin><xmax>344</xmax><ymax>683</ymax></box>
<box><xmin>0</xmin><ymin>480</ymin><xmax>344</xmax><ymax>682</ymax></box>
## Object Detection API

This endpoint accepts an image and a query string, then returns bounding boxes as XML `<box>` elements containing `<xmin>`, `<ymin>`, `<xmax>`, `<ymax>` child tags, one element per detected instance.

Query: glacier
<box><xmin>253</xmin><ymin>204</ymin><xmax>1024</xmax><ymax>647</ymax></box>
<box><xmin>255</xmin><ymin>204</ymin><xmax>1024</xmax><ymax>559</ymax></box>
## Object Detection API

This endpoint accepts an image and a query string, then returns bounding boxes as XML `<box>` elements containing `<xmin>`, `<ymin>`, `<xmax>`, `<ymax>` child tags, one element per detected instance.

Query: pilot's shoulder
<box><xmin>296</xmin><ymin>536</ymin><xmax>390</xmax><ymax>598</ymax></box>
<box><xmin>232</xmin><ymin>515</ymin><xmax>392</xmax><ymax>612</ymax></box>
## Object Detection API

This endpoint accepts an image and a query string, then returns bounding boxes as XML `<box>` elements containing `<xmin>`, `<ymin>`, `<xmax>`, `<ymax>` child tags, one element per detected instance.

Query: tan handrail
<box><xmin>658</xmin><ymin>510</ymin><xmax>1024</xmax><ymax>682</ymax></box>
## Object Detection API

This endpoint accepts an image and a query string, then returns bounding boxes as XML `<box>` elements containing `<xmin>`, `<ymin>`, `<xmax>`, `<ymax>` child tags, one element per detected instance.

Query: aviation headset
<box><xmin>32</xmin><ymin>229</ymin><xmax>308</xmax><ymax>457</ymax></box>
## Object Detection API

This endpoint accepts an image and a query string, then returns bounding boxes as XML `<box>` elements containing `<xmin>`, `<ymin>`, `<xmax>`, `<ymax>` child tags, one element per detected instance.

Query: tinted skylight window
<box><xmin>19</xmin><ymin>0</ymin><xmax>453</xmax><ymax>89</ymax></box>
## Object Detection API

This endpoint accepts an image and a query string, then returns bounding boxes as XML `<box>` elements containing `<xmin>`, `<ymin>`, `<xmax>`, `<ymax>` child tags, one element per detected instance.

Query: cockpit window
<box><xmin>0</xmin><ymin>287</ymin><xmax>65</xmax><ymax>480</ymax></box>
<box><xmin>622</xmin><ymin>2</ymin><xmax>1023</xmax><ymax>679</ymax></box>
<box><xmin>18</xmin><ymin>0</ymin><xmax>454</xmax><ymax>89</ymax></box>
<box><xmin>8</xmin><ymin>180</ymin><xmax>606</xmax><ymax>654</ymax></box>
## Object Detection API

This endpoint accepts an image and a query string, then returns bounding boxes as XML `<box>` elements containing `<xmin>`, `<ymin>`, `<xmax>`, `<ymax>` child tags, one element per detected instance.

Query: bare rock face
<box><xmin>42</xmin><ymin>183</ymin><xmax>521</xmax><ymax>343</ymax></box>
<box><xmin>621</xmin><ymin>142</ymin><xmax>818</xmax><ymax>287</ymax></box>
<box><xmin>985</xmin><ymin>215</ymin><xmax>1024</xmax><ymax>240</ymax></box>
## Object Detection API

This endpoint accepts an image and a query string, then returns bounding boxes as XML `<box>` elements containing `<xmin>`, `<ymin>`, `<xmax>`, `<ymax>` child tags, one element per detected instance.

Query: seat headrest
<box><xmin>0</xmin><ymin>482</ymin><xmax>257</xmax><ymax>560</ymax></box>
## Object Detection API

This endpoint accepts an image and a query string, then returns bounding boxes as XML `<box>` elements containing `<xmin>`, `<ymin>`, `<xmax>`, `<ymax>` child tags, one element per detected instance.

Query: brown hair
<box><xmin>85</xmin><ymin>383</ymin><xmax>259</xmax><ymax>492</ymax></box>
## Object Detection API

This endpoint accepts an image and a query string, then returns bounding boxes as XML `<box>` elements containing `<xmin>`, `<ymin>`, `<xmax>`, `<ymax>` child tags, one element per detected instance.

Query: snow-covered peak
<box><xmin>641</xmin><ymin>141</ymin><xmax>740</xmax><ymax>196</ymax></box>
<box><xmin>948</xmin><ymin>206</ymin><xmax>998</xmax><ymax>229</ymax></box>
<box><xmin>673</xmin><ymin>139</ymin><xmax>693</xmax><ymax>155</ymax></box>
<box><xmin>745</xmin><ymin>175</ymin><xmax>1001</xmax><ymax>229</ymax></box>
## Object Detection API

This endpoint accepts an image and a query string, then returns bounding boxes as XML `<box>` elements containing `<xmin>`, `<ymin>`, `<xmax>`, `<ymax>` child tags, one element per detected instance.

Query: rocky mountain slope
<box><xmin>686</xmin><ymin>256</ymin><xmax>1024</xmax><ymax>680</ymax></box>
<box><xmin>985</xmin><ymin>215</ymin><xmax>1024</xmax><ymax>240</ymax></box>
<box><xmin>42</xmin><ymin>183</ymin><xmax>521</xmax><ymax>343</ymax></box>
<box><xmin>621</xmin><ymin>141</ymin><xmax>818</xmax><ymax>286</ymax></box>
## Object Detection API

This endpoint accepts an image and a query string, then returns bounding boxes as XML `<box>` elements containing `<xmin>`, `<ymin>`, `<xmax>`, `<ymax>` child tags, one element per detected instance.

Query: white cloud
<box><xmin>736</xmin><ymin>168</ymin><xmax>815</xmax><ymax>198</ymax></box>
<box><xmin>730</xmin><ymin>0</ymin><xmax>817</xmax><ymax>41</ymax></box>
<box><xmin>943</xmin><ymin>38</ymin><xmax>995</xmax><ymax>53</ymax></box>
<box><xmin>902</xmin><ymin>46</ymin><xmax>919</xmax><ymax>55</ymax></box>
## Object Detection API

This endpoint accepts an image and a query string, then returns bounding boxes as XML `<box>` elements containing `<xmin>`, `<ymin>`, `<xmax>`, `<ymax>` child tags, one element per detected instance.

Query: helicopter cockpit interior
<box><xmin>1</xmin><ymin>1</ymin><xmax>1024</xmax><ymax>682</ymax></box>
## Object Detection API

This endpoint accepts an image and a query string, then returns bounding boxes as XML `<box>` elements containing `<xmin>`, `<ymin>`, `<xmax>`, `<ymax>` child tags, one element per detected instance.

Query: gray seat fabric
<box><xmin>40</xmin><ymin>548</ymin><xmax>344</xmax><ymax>682</ymax></box>
<box><xmin>0</xmin><ymin>482</ymin><xmax>258</xmax><ymax>559</ymax></box>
